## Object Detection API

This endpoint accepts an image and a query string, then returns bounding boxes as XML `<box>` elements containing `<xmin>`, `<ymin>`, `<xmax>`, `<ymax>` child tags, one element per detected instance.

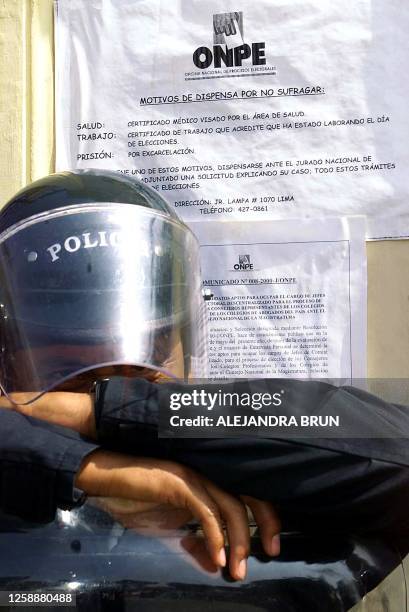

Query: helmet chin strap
<box><xmin>0</xmin><ymin>386</ymin><xmax>49</xmax><ymax>407</ymax></box>
<box><xmin>0</xmin><ymin>360</ymin><xmax>181</xmax><ymax>406</ymax></box>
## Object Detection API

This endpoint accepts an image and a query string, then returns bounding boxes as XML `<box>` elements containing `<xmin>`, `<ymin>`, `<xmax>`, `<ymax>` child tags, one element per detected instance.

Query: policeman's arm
<box><xmin>0</xmin><ymin>390</ymin><xmax>96</xmax><ymax>437</ymax></box>
<box><xmin>75</xmin><ymin>449</ymin><xmax>281</xmax><ymax>580</ymax></box>
<box><xmin>0</xmin><ymin>400</ymin><xmax>281</xmax><ymax>580</ymax></box>
<box><xmin>0</xmin><ymin>409</ymin><xmax>98</xmax><ymax>523</ymax></box>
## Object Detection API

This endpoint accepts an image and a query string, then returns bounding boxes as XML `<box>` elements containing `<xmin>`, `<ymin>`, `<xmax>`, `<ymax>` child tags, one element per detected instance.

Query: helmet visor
<box><xmin>0</xmin><ymin>204</ymin><xmax>207</xmax><ymax>402</ymax></box>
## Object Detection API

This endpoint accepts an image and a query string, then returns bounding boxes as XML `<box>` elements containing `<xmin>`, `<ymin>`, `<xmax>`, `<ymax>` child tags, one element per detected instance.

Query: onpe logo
<box><xmin>193</xmin><ymin>12</ymin><xmax>266</xmax><ymax>70</ymax></box>
<box><xmin>234</xmin><ymin>254</ymin><xmax>254</xmax><ymax>270</ymax></box>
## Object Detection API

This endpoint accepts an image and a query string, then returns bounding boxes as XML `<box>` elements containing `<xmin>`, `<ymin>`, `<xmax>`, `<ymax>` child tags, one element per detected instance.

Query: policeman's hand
<box><xmin>91</xmin><ymin>497</ymin><xmax>225</xmax><ymax>574</ymax></box>
<box><xmin>93</xmin><ymin>494</ymin><xmax>281</xmax><ymax>573</ymax></box>
<box><xmin>76</xmin><ymin>450</ymin><xmax>281</xmax><ymax>581</ymax></box>
<box><xmin>0</xmin><ymin>392</ymin><xmax>282</xmax><ymax>576</ymax></box>
<box><xmin>93</xmin><ymin>497</ymin><xmax>193</xmax><ymax>530</ymax></box>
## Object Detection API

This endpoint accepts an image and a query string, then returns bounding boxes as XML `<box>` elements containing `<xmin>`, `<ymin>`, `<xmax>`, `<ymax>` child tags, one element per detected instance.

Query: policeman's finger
<box><xmin>180</xmin><ymin>533</ymin><xmax>219</xmax><ymax>574</ymax></box>
<box><xmin>182</xmin><ymin>481</ymin><xmax>227</xmax><ymax>570</ymax></box>
<box><xmin>205</xmin><ymin>481</ymin><xmax>250</xmax><ymax>580</ymax></box>
<box><xmin>241</xmin><ymin>495</ymin><xmax>281</xmax><ymax>557</ymax></box>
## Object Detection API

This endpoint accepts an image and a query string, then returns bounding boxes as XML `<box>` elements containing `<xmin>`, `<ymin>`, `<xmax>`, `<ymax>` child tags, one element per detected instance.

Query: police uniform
<box><xmin>1</xmin><ymin>376</ymin><xmax>409</xmax><ymax>556</ymax></box>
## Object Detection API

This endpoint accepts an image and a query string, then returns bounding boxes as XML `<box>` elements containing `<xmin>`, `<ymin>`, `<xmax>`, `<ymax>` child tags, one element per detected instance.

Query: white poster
<box><xmin>56</xmin><ymin>0</ymin><xmax>409</xmax><ymax>239</ymax></box>
<box><xmin>191</xmin><ymin>216</ymin><xmax>367</xmax><ymax>379</ymax></box>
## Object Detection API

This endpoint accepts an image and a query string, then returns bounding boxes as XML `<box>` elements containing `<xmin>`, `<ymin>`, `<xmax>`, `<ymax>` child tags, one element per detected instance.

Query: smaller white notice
<box><xmin>190</xmin><ymin>217</ymin><xmax>366</xmax><ymax>379</ymax></box>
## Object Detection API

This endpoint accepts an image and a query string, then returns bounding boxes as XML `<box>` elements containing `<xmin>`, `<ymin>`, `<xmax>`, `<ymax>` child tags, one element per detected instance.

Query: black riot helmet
<box><xmin>0</xmin><ymin>169</ymin><xmax>207</xmax><ymax>403</ymax></box>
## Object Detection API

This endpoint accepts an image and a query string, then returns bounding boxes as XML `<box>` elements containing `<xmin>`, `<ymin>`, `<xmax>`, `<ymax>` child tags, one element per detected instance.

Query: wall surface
<box><xmin>367</xmin><ymin>240</ymin><xmax>409</xmax><ymax>379</ymax></box>
<box><xmin>0</xmin><ymin>0</ymin><xmax>54</xmax><ymax>203</ymax></box>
